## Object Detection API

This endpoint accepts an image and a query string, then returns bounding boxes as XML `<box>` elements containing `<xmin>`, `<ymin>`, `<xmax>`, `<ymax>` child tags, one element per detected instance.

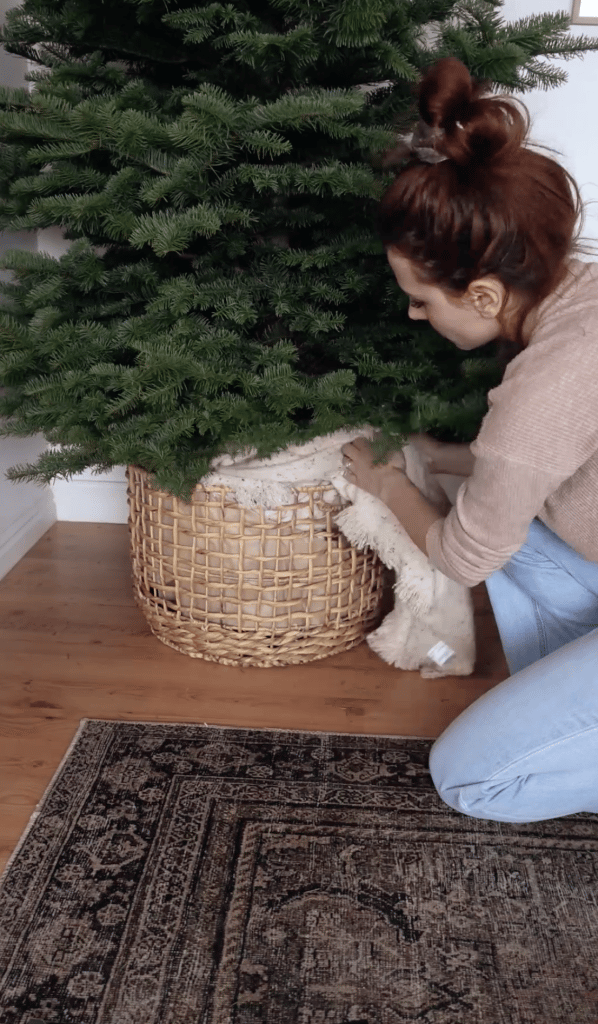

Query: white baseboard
<box><xmin>0</xmin><ymin>494</ymin><xmax>57</xmax><ymax>581</ymax></box>
<box><xmin>0</xmin><ymin>470</ymin><xmax>128</xmax><ymax>581</ymax></box>
<box><xmin>51</xmin><ymin>466</ymin><xmax>129</xmax><ymax>523</ymax></box>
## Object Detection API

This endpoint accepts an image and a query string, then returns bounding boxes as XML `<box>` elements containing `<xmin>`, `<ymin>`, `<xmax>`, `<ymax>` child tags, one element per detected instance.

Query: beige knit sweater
<box><xmin>426</xmin><ymin>257</ymin><xmax>598</xmax><ymax>587</ymax></box>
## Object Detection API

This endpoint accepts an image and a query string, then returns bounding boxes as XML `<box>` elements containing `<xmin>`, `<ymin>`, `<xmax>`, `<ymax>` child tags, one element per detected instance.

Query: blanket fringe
<box><xmin>332</xmin><ymin>473</ymin><xmax>476</xmax><ymax>677</ymax></box>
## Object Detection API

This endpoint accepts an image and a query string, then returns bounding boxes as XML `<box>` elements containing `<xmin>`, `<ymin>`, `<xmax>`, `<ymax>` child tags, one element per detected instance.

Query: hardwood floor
<box><xmin>0</xmin><ymin>521</ymin><xmax>509</xmax><ymax>874</ymax></box>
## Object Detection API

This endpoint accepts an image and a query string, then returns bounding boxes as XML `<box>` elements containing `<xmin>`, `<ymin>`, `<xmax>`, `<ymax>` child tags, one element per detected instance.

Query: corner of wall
<box><xmin>0</xmin><ymin>474</ymin><xmax>57</xmax><ymax>581</ymax></box>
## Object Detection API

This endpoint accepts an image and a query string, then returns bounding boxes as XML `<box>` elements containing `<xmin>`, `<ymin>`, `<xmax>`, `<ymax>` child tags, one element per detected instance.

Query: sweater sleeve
<box><xmin>424</xmin><ymin>259</ymin><xmax>598</xmax><ymax>585</ymax></box>
<box><xmin>425</xmin><ymin>449</ymin><xmax>567</xmax><ymax>588</ymax></box>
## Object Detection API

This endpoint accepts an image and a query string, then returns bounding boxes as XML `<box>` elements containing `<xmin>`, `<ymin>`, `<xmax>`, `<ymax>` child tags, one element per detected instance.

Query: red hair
<box><xmin>377</xmin><ymin>57</ymin><xmax>598</xmax><ymax>367</ymax></box>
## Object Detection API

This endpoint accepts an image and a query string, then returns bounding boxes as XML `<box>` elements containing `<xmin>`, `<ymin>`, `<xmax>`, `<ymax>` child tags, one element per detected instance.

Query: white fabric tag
<box><xmin>426</xmin><ymin>641</ymin><xmax>456</xmax><ymax>666</ymax></box>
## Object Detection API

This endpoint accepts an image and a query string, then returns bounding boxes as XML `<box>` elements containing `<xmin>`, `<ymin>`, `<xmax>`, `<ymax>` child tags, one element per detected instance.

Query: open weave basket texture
<box><xmin>127</xmin><ymin>465</ymin><xmax>385</xmax><ymax>667</ymax></box>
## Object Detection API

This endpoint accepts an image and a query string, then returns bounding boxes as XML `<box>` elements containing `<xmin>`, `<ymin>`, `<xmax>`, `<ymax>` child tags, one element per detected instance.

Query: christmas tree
<box><xmin>1</xmin><ymin>0</ymin><xmax>597</xmax><ymax>502</ymax></box>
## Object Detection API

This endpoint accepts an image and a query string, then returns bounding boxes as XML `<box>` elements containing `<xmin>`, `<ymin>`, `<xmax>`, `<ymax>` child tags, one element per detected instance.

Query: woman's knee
<box><xmin>428</xmin><ymin>725</ymin><xmax>488</xmax><ymax>813</ymax></box>
<box><xmin>428</xmin><ymin>733</ymin><xmax>459</xmax><ymax>801</ymax></box>
<box><xmin>429</xmin><ymin>737</ymin><xmax>503</xmax><ymax>820</ymax></box>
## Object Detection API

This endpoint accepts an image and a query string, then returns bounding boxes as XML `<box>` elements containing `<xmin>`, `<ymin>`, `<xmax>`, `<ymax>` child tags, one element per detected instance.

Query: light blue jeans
<box><xmin>428</xmin><ymin>517</ymin><xmax>598</xmax><ymax>823</ymax></box>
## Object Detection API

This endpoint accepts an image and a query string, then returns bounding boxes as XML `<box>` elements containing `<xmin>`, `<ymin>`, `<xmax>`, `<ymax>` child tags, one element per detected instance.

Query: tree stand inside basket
<box><xmin>127</xmin><ymin>465</ymin><xmax>386</xmax><ymax>667</ymax></box>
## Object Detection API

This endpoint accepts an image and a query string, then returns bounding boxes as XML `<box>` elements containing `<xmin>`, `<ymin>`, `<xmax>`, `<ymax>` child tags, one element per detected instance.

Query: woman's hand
<box><xmin>406</xmin><ymin>433</ymin><xmax>444</xmax><ymax>476</ymax></box>
<box><xmin>341</xmin><ymin>437</ymin><xmax>407</xmax><ymax>502</ymax></box>
<box><xmin>342</xmin><ymin>436</ymin><xmax>447</xmax><ymax>557</ymax></box>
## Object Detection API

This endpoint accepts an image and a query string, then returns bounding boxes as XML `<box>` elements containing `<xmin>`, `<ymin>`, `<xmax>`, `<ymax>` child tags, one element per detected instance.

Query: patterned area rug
<box><xmin>1</xmin><ymin>720</ymin><xmax>598</xmax><ymax>1024</ymax></box>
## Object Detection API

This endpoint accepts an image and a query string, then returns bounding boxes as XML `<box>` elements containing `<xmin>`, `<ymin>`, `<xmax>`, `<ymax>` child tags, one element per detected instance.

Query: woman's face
<box><xmin>386</xmin><ymin>248</ymin><xmax>506</xmax><ymax>350</ymax></box>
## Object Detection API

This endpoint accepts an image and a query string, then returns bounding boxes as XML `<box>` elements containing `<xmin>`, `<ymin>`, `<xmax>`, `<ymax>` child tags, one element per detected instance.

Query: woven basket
<box><xmin>127</xmin><ymin>464</ymin><xmax>386</xmax><ymax>667</ymax></box>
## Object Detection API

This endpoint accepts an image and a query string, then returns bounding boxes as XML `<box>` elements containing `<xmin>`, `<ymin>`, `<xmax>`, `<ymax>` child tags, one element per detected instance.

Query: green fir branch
<box><xmin>0</xmin><ymin>0</ymin><xmax>595</xmax><ymax>499</ymax></box>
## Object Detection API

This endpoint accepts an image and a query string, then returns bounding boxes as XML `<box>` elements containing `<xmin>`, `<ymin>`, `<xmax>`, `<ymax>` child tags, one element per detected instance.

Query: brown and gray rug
<box><xmin>1</xmin><ymin>720</ymin><xmax>598</xmax><ymax>1024</ymax></box>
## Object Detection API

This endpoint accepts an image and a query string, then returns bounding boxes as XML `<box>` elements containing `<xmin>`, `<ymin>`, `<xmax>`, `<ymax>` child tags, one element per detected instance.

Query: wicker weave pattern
<box><xmin>127</xmin><ymin>465</ymin><xmax>385</xmax><ymax>667</ymax></box>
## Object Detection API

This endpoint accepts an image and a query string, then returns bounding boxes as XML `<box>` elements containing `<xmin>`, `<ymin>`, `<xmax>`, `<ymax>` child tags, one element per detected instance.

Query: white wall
<box><xmin>510</xmin><ymin>0</ymin><xmax>598</xmax><ymax>245</ymax></box>
<box><xmin>1</xmin><ymin>0</ymin><xmax>598</xmax><ymax>553</ymax></box>
<box><xmin>0</xmin><ymin>0</ymin><xmax>56</xmax><ymax>579</ymax></box>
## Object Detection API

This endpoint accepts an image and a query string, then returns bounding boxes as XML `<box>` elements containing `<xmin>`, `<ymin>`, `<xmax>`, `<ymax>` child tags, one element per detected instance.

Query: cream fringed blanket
<box><xmin>203</xmin><ymin>427</ymin><xmax>476</xmax><ymax>678</ymax></box>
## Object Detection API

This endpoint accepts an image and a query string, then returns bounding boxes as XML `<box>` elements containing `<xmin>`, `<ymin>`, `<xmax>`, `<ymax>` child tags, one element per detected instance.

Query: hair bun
<box><xmin>416</xmin><ymin>58</ymin><xmax>528</xmax><ymax>167</ymax></box>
